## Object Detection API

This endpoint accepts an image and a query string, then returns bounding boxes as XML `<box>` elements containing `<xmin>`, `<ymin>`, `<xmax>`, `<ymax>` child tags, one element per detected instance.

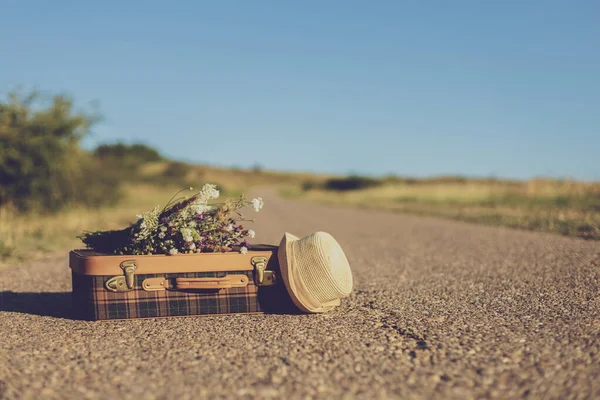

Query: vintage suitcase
<box><xmin>69</xmin><ymin>246</ymin><xmax>293</xmax><ymax>320</ymax></box>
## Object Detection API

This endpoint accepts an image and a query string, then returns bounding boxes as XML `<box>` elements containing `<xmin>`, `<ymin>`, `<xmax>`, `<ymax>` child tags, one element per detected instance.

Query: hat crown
<box><xmin>292</xmin><ymin>232</ymin><xmax>353</xmax><ymax>304</ymax></box>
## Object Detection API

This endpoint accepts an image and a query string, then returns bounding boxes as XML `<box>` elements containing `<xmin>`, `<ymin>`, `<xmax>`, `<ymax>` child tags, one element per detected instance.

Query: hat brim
<box><xmin>278</xmin><ymin>232</ymin><xmax>341</xmax><ymax>313</ymax></box>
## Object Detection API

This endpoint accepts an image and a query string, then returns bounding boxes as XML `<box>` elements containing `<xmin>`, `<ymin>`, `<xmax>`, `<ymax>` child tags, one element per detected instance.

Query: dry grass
<box><xmin>3</xmin><ymin>166</ymin><xmax>598</xmax><ymax>267</ymax></box>
<box><xmin>0</xmin><ymin>185</ymin><xmax>178</xmax><ymax>265</ymax></box>
<box><xmin>285</xmin><ymin>178</ymin><xmax>600</xmax><ymax>240</ymax></box>
<box><xmin>0</xmin><ymin>165</ymin><xmax>309</xmax><ymax>266</ymax></box>
<box><xmin>138</xmin><ymin>162</ymin><xmax>316</xmax><ymax>193</ymax></box>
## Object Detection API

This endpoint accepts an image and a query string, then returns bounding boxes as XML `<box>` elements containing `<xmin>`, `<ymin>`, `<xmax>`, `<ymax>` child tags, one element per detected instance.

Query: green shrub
<box><xmin>163</xmin><ymin>161</ymin><xmax>190</xmax><ymax>180</ymax></box>
<box><xmin>94</xmin><ymin>142</ymin><xmax>162</xmax><ymax>163</ymax></box>
<box><xmin>323</xmin><ymin>175</ymin><xmax>382</xmax><ymax>191</ymax></box>
<box><xmin>302</xmin><ymin>181</ymin><xmax>319</xmax><ymax>191</ymax></box>
<box><xmin>0</xmin><ymin>89</ymin><xmax>120</xmax><ymax>212</ymax></box>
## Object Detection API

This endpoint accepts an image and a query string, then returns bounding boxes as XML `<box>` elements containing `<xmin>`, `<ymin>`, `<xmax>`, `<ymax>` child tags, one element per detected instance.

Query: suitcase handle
<box><xmin>173</xmin><ymin>275</ymin><xmax>249</xmax><ymax>290</ymax></box>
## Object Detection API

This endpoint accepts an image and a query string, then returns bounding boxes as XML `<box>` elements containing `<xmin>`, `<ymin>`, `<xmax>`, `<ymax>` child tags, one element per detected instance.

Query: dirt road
<box><xmin>1</xmin><ymin>192</ymin><xmax>599</xmax><ymax>399</ymax></box>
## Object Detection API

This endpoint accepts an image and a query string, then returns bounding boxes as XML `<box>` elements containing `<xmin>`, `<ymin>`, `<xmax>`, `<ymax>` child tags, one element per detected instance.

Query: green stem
<box><xmin>163</xmin><ymin>187</ymin><xmax>194</xmax><ymax>212</ymax></box>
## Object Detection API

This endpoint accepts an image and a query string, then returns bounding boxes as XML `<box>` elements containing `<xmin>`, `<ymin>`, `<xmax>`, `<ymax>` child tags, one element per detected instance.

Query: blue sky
<box><xmin>1</xmin><ymin>1</ymin><xmax>598</xmax><ymax>180</ymax></box>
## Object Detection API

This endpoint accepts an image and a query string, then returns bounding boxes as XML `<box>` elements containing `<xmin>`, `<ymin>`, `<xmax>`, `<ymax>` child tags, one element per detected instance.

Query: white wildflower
<box><xmin>251</xmin><ymin>197</ymin><xmax>264</xmax><ymax>212</ymax></box>
<box><xmin>180</xmin><ymin>228</ymin><xmax>193</xmax><ymax>243</ymax></box>
<box><xmin>225</xmin><ymin>224</ymin><xmax>234</xmax><ymax>232</ymax></box>
<box><xmin>247</xmin><ymin>229</ymin><xmax>256</xmax><ymax>239</ymax></box>
<box><xmin>135</xmin><ymin>206</ymin><xmax>160</xmax><ymax>242</ymax></box>
<box><xmin>158</xmin><ymin>232</ymin><xmax>166</xmax><ymax>239</ymax></box>
<box><xmin>208</xmin><ymin>186</ymin><xmax>220</xmax><ymax>199</ymax></box>
<box><xmin>195</xmin><ymin>204</ymin><xmax>213</xmax><ymax>214</ymax></box>
<box><xmin>200</xmin><ymin>183</ymin><xmax>220</xmax><ymax>201</ymax></box>
<box><xmin>169</xmin><ymin>248</ymin><xmax>178</xmax><ymax>255</ymax></box>
<box><xmin>240</xmin><ymin>246</ymin><xmax>248</xmax><ymax>254</ymax></box>
<box><xmin>189</xmin><ymin>243</ymin><xmax>196</xmax><ymax>250</ymax></box>
<box><xmin>160</xmin><ymin>226</ymin><xmax>167</xmax><ymax>232</ymax></box>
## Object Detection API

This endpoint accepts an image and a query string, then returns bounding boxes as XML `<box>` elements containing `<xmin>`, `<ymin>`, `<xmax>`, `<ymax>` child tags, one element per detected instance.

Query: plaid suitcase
<box><xmin>69</xmin><ymin>247</ymin><xmax>293</xmax><ymax>320</ymax></box>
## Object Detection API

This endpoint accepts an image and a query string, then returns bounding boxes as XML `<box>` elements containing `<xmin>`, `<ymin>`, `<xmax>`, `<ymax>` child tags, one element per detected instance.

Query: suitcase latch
<box><xmin>252</xmin><ymin>256</ymin><xmax>277</xmax><ymax>287</ymax></box>
<box><xmin>105</xmin><ymin>260</ymin><xmax>138</xmax><ymax>292</ymax></box>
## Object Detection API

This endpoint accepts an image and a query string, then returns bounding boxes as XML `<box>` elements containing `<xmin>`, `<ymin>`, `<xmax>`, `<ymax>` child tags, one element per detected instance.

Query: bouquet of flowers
<box><xmin>78</xmin><ymin>184</ymin><xmax>263</xmax><ymax>255</ymax></box>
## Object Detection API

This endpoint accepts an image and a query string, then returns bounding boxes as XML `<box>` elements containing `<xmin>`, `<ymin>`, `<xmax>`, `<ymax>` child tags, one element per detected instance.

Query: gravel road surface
<box><xmin>1</xmin><ymin>192</ymin><xmax>599</xmax><ymax>399</ymax></box>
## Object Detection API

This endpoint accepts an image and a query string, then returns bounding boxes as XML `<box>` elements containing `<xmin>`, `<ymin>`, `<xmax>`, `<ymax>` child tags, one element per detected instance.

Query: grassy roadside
<box><xmin>0</xmin><ymin>184</ymin><xmax>179</xmax><ymax>265</ymax></box>
<box><xmin>281</xmin><ymin>178</ymin><xmax>600</xmax><ymax>240</ymax></box>
<box><xmin>0</xmin><ymin>163</ymin><xmax>311</xmax><ymax>266</ymax></box>
<box><xmin>3</xmin><ymin>165</ymin><xmax>598</xmax><ymax>267</ymax></box>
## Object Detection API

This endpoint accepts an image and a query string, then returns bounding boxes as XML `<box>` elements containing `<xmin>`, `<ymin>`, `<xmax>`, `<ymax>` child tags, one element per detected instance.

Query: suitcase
<box><xmin>69</xmin><ymin>246</ymin><xmax>294</xmax><ymax>320</ymax></box>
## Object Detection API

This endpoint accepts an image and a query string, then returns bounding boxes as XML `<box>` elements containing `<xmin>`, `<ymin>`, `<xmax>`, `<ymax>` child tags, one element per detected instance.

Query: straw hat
<box><xmin>278</xmin><ymin>232</ymin><xmax>353</xmax><ymax>313</ymax></box>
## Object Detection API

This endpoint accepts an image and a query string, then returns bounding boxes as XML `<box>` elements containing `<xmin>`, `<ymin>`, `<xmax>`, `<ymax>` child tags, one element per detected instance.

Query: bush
<box><xmin>0</xmin><ymin>90</ymin><xmax>120</xmax><ymax>212</ymax></box>
<box><xmin>302</xmin><ymin>181</ymin><xmax>319</xmax><ymax>191</ymax></box>
<box><xmin>323</xmin><ymin>175</ymin><xmax>382</xmax><ymax>191</ymax></box>
<box><xmin>163</xmin><ymin>161</ymin><xmax>190</xmax><ymax>180</ymax></box>
<box><xmin>94</xmin><ymin>142</ymin><xmax>162</xmax><ymax>163</ymax></box>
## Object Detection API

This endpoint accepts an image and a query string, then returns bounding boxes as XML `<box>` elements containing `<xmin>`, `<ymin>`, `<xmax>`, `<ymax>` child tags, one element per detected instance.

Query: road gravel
<box><xmin>1</xmin><ymin>192</ymin><xmax>599</xmax><ymax>399</ymax></box>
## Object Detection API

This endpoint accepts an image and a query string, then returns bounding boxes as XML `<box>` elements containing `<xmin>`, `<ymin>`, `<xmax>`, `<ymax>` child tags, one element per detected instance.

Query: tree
<box><xmin>0</xmin><ymin>89</ymin><xmax>119</xmax><ymax>211</ymax></box>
